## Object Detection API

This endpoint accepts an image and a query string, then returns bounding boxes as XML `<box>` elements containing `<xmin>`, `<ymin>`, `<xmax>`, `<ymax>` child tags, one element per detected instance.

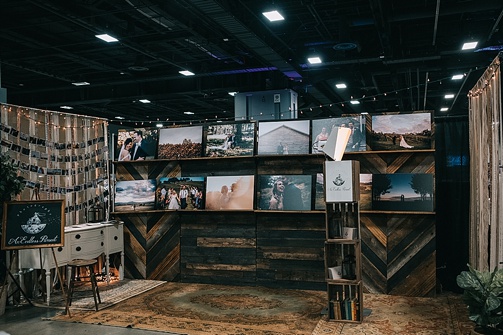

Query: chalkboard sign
<box><xmin>1</xmin><ymin>200</ymin><xmax>65</xmax><ymax>250</ymax></box>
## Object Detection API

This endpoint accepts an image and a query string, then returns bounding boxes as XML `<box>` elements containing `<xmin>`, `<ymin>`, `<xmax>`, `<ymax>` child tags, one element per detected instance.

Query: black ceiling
<box><xmin>1</xmin><ymin>0</ymin><xmax>502</xmax><ymax>126</ymax></box>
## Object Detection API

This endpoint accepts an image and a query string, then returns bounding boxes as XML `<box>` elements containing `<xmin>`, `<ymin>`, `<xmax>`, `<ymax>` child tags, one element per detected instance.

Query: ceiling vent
<box><xmin>128</xmin><ymin>55</ymin><xmax>149</xmax><ymax>72</ymax></box>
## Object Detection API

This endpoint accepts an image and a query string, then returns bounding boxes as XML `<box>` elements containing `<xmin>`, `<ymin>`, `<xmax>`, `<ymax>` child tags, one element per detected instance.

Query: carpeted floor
<box><xmin>51</xmin><ymin>282</ymin><xmax>326</xmax><ymax>335</ymax></box>
<box><xmin>49</xmin><ymin>281</ymin><xmax>475</xmax><ymax>335</ymax></box>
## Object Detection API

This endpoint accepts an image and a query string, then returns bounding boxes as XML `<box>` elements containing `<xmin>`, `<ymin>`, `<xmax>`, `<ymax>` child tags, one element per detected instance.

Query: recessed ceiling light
<box><xmin>307</xmin><ymin>57</ymin><xmax>322</xmax><ymax>64</ymax></box>
<box><xmin>444</xmin><ymin>94</ymin><xmax>455</xmax><ymax>99</ymax></box>
<box><xmin>228</xmin><ymin>92</ymin><xmax>238</xmax><ymax>96</ymax></box>
<box><xmin>336</xmin><ymin>83</ymin><xmax>347</xmax><ymax>89</ymax></box>
<box><xmin>462</xmin><ymin>41</ymin><xmax>478</xmax><ymax>50</ymax></box>
<box><xmin>60</xmin><ymin>106</ymin><xmax>73</xmax><ymax>110</ymax></box>
<box><xmin>440</xmin><ymin>107</ymin><xmax>449</xmax><ymax>112</ymax></box>
<box><xmin>139</xmin><ymin>99</ymin><xmax>151</xmax><ymax>103</ymax></box>
<box><xmin>156</xmin><ymin>123</ymin><xmax>163</xmax><ymax>128</ymax></box>
<box><xmin>184</xmin><ymin>111</ymin><xmax>194</xmax><ymax>115</ymax></box>
<box><xmin>95</xmin><ymin>34</ymin><xmax>119</xmax><ymax>42</ymax></box>
<box><xmin>350</xmin><ymin>100</ymin><xmax>360</xmax><ymax>105</ymax></box>
<box><xmin>361</xmin><ymin>112</ymin><xmax>369</xmax><ymax>115</ymax></box>
<box><xmin>452</xmin><ymin>74</ymin><xmax>464</xmax><ymax>80</ymax></box>
<box><xmin>179</xmin><ymin>70</ymin><xmax>195</xmax><ymax>76</ymax></box>
<box><xmin>115</xmin><ymin>116</ymin><xmax>125</xmax><ymax>120</ymax></box>
<box><xmin>262</xmin><ymin>10</ymin><xmax>284</xmax><ymax>22</ymax></box>
<box><xmin>72</xmin><ymin>81</ymin><xmax>90</xmax><ymax>86</ymax></box>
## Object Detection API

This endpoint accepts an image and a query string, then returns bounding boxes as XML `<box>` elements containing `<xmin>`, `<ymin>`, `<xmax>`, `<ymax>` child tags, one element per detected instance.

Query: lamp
<box><xmin>88</xmin><ymin>202</ymin><xmax>104</xmax><ymax>223</ymax></box>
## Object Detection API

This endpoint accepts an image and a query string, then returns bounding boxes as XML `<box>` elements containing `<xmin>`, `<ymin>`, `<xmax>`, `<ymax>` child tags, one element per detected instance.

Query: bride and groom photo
<box><xmin>369</xmin><ymin>112</ymin><xmax>432</xmax><ymax>151</ymax></box>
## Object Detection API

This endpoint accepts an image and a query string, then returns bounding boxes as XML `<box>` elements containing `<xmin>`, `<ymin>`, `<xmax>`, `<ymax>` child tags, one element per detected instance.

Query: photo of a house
<box><xmin>257</xmin><ymin>120</ymin><xmax>310</xmax><ymax>155</ymax></box>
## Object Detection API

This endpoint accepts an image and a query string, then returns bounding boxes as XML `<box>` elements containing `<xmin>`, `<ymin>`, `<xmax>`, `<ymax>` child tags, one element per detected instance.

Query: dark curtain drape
<box><xmin>434</xmin><ymin>116</ymin><xmax>470</xmax><ymax>292</ymax></box>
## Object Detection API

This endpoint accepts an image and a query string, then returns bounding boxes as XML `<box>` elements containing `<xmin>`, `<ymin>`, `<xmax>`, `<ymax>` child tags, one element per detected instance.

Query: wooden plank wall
<box><xmin>112</xmin><ymin>150</ymin><xmax>436</xmax><ymax>296</ymax></box>
<box><xmin>179</xmin><ymin>211</ymin><xmax>257</xmax><ymax>286</ymax></box>
<box><xmin>352</xmin><ymin>150</ymin><xmax>436</xmax><ymax>297</ymax></box>
<box><xmin>256</xmin><ymin>212</ymin><xmax>326</xmax><ymax>290</ymax></box>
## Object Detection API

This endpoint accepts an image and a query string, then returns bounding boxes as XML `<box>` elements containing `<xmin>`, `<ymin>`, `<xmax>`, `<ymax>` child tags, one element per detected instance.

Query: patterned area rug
<box><xmin>50</xmin><ymin>282</ymin><xmax>327</xmax><ymax>335</ymax></box>
<box><xmin>312</xmin><ymin>292</ymin><xmax>475</xmax><ymax>335</ymax></box>
<box><xmin>36</xmin><ymin>279</ymin><xmax>164</xmax><ymax>311</ymax></box>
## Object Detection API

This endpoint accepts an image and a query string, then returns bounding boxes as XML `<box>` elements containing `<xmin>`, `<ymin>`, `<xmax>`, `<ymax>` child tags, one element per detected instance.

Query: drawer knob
<box><xmin>76</xmin><ymin>234</ymin><xmax>81</xmax><ymax>239</ymax></box>
<box><xmin>76</xmin><ymin>246</ymin><xmax>81</xmax><ymax>251</ymax></box>
<box><xmin>114</xmin><ymin>236</ymin><xmax>118</xmax><ymax>241</ymax></box>
<box><xmin>101</xmin><ymin>230</ymin><xmax>104</xmax><ymax>234</ymax></box>
<box><xmin>101</xmin><ymin>242</ymin><xmax>104</xmax><ymax>246</ymax></box>
<box><xmin>57</xmin><ymin>247</ymin><xmax>63</xmax><ymax>252</ymax></box>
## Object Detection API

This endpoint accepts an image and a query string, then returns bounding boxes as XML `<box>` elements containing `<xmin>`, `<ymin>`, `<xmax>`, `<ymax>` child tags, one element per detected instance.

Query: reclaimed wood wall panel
<box><xmin>256</xmin><ymin>212</ymin><xmax>326</xmax><ymax>290</ymax></box>
<box><xmin>180</xmin><ymin>211</ymin><xmax>257</xmax><ymax>286</ymax></box>
<box><xmin>361</xmin><ymin>212</ymin><xmax>436</xmax><ymax>297</ymax></box>
<box><xmin>114</xmin><ymin>212</ymin><xmax>180</xmax><ymax>281</ymax></box>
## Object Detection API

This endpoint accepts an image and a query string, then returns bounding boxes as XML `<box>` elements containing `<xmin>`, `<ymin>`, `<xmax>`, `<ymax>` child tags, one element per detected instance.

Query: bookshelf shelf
<box><xmin>324</xmin><ymin>164</ymin><xmax>363</xmax><ymax>323</ymax></box>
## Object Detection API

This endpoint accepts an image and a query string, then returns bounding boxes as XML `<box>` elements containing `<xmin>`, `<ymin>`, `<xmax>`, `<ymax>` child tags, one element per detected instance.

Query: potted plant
<box><xmin>0</xmin><ymin>152</ymin><xmax>25</xmax><ymax>314</ymax></box>
<box><xmin>456</xmin><ymin>264</ymin><xmax>503</xmax><ymax>334</ymax></box>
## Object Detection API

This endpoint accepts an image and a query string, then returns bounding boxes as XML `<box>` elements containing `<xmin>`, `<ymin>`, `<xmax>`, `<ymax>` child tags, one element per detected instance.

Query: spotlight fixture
<box><xmin>262</xmin><ymin>10</ymin><xmax>284</xmax><ymax>22</ymax></box>
<box><xmin>179</xmin><ymin>70</ymin><xmax>195</xmax><ymax>76</ymax></box>
<box><xmin>462</xmin><ymin>41</ymin><xmax>478</xmax><ymax>50</ymax></box>
<box><xmin>95</xmin><ymin>34</ymin><xmax>119</xmax><ymax>43</ymax></box>
<box><xmin>308</xmin><ymin>57</ymin><xmax>322</xmax><ymax>64</ymax></box>
<box><xmin>335</xmin><ymin>83</ymin><xmax>347</xmax><ymax>89</ymax></box>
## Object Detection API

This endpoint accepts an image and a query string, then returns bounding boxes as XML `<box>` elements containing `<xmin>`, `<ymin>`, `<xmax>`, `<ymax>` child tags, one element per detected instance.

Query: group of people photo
<box><xmin>156</xmin><ymin>183</ymin><xmax>204</xmax><ymax>210</ymax></box>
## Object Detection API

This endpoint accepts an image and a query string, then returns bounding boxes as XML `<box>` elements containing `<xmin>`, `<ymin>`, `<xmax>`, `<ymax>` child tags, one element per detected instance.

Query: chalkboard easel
<box><xmin>1</xmin><ymin>200</ymin><xmax>66</xmax><ymax>307</ymax></box>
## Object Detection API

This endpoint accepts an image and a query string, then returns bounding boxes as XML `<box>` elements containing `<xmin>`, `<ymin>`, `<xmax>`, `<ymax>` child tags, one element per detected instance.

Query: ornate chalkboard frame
<box><xmin>1</xmin><ymin>200</ymin><xmax>65</xmax><ymax>250</ymax></box>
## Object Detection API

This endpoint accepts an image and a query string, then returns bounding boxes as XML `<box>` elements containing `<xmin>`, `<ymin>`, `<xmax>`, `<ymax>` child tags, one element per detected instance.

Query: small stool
<box><xmin>65</xmin><ymin>259</ymin><xmax>101</xmax><ymax>314</ymax></box>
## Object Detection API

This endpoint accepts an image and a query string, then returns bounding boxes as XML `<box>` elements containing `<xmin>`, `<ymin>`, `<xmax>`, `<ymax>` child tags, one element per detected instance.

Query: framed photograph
<box><xmin>114</xmin><ymin>179</ymin><xmax>157</xmax><ymax>211</ymax></box>
<box><xmin>371</xmin><ymin>173</ymin><xmax>434</xmax><ymax>212</ymax></box>
<box><xmin>204</xmin><ymin>121</ymin><xmax>255</xmax><ymax>157</ymax></box>
<box><xmin>312</xmin><ymin>116</ymin><xmax>367</xmax><ymax>154</ymax></box>
<box><xmin>116</xmin><ymin>128</ymin><xmax>158</xmax><ymax>161</ymax></box>
<box><xmin>205</xmin><ymin>175</ymin><xmax>255</xmax><ymax>210</ymax></box>
<box><xmin>158</xmin><ymin>125</ymin><xmax>203</xmax><ymax>159</ymax></box>
<box><xmin>360</xmin><ymin>174</ymin><xmax>373</xmax><ymax>210</ymax></box>
<box><xmin>370</xmin><ymin>112</ymin><xmax>432</xmax><ymax>150</ymax></box>
<box><xmin>2</xmin><ymin>200</ymin><xmax>65</xmax><ymax>250</ymax></box>
<box><xmin>156</xmin><ymin>176</ymin><xmax>205</xmax><ymax>210</ymax></box>
<box><xmin>258</xmin><ymin>175</ymin><xmax>312</xmax><ymax>211</ymax></box>
<box><xmin>314</xmin><ymin>173</ymin><xmax>325</xmax><ymax>210</ymax></box>
<box><xmin>257</xmin><ymin>120</ymin><xmax>310</xmax><ymax>155</ymax></box>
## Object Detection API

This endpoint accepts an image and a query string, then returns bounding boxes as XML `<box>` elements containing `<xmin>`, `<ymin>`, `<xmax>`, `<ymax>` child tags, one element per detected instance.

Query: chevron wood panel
<box><xmin>361</xmin><ymin>213</ymin><xmax>436</xmax><ymax>297</ymax></box>
<box><xmin>114</xmin><ymin>211</ymin><xmax>180</xmax><ymax>281</ymax></box>
<box><xmin>348</xmin><ymin>150</ymin><xmax>435</xmax><ymax>174</ymax></box>
<box><xmin>114</xmin><ymin>161</ymin><xmax>180</xmax><ymax>181</ymax></box>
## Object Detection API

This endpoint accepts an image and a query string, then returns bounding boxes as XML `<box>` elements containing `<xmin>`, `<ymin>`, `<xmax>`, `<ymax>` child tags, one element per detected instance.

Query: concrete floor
<box><xmin>0</xmin><ymin>303</ymin><xmax>180</xmax><ymax>335</ymax></box>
